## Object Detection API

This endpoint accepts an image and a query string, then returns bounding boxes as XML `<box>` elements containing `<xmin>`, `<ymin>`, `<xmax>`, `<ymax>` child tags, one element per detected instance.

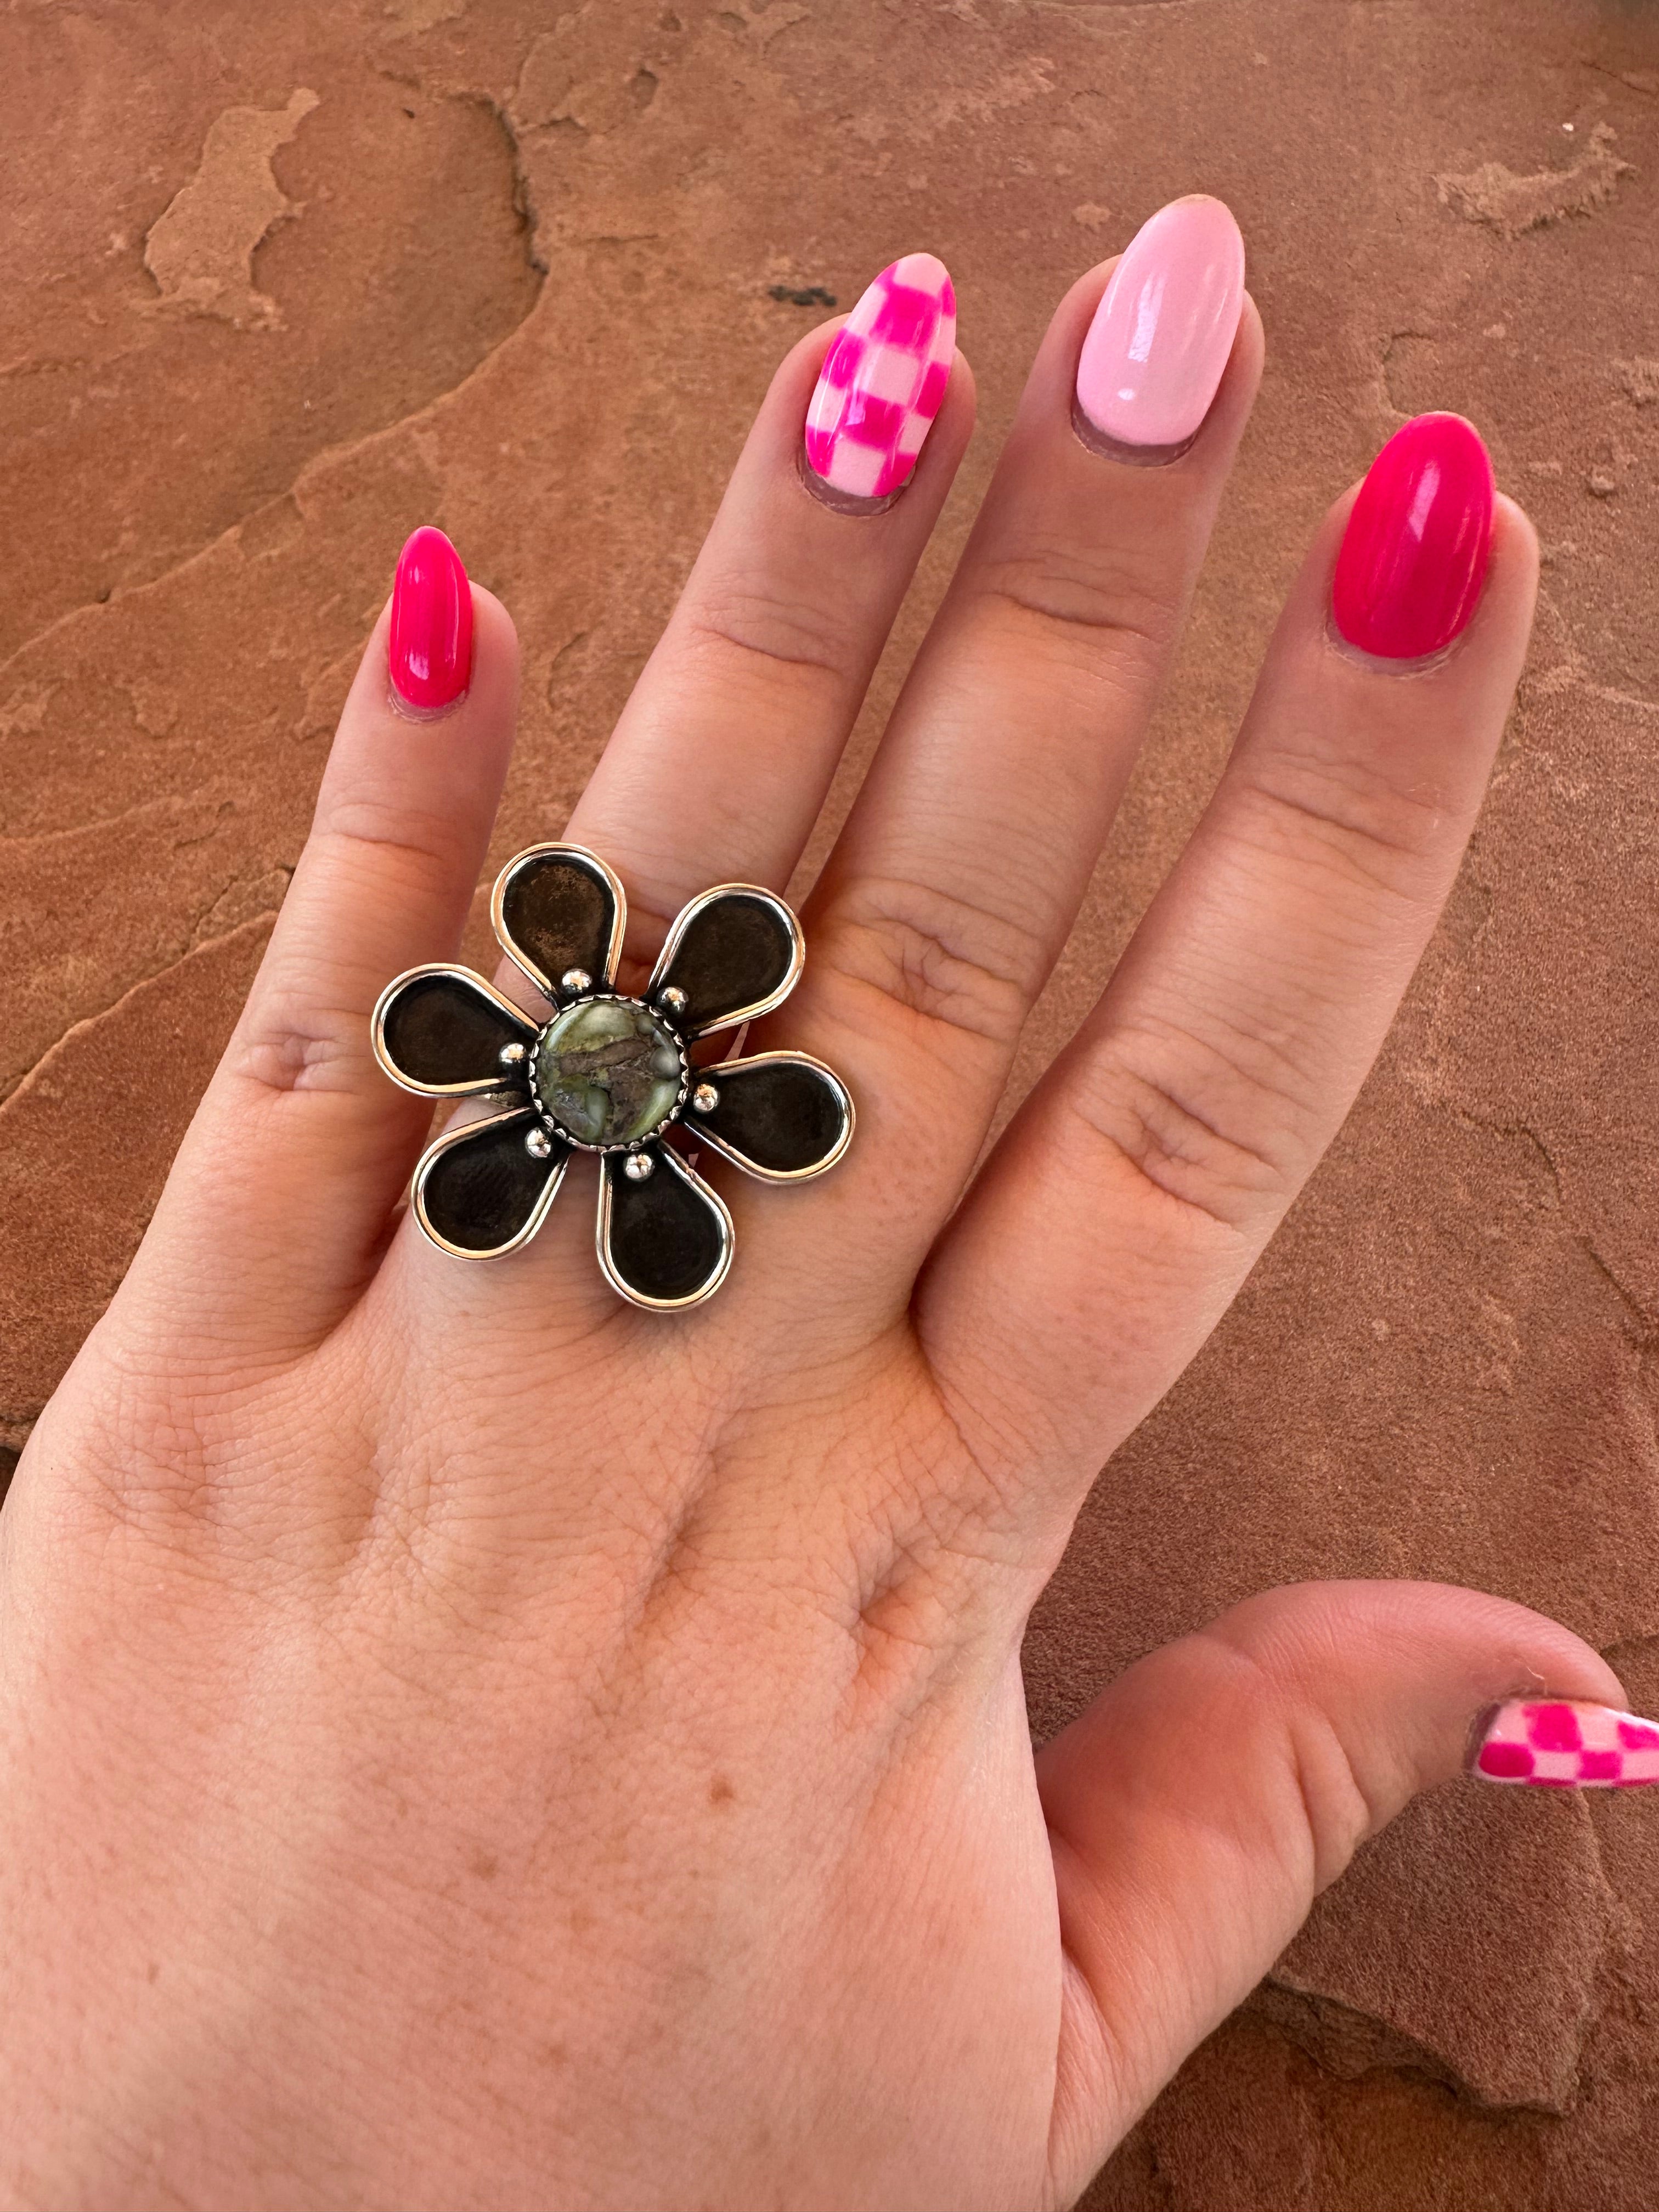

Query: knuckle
<box><xmin>313</xmin><ymin>802</ymin><xmax>461</xmax><ymax>884</ymax></box>
<box><xmin>675</xmin><ymin>585</ymin><xmax>856</xmax><ymax>687</ymax></box>
<box><xmin>821</xmin><ymin>873</ymin><xmax>1046</xmax><ymax>1055</ymax></box>
<box><xmin>1066</xmin><ymin>1019</ymin><xmax>1307</xmax><ymax>1232</ymax></box>
<box><xmin>1194</xmin><ymin>1618</ymin><xmax>1376</xmax><ymax>1887</ymax></box>
<box><xmin>1237</xmin><ymin>739</ymin><xmax>1458</xmax><ymax>893</ymax></box>
<box><xmin>972</xmin><ymin>544</ymin><xmax>1180</xmax><ymax>674</ymax></box>
<box><xmin>57</xmin><ymin>1367</ymin><xmax>240</xmax><ymax>1552</ymax></box>
<box><xmin>227</xmin><ymin>989</ymin><xmax>363</xmax><ymax>1096</ymax></box>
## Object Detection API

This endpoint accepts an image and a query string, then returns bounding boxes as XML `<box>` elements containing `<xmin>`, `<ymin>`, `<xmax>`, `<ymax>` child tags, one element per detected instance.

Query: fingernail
<box><xmin>1331</xmin><ymin>414</ymin><xmax>1495</xmax><ymax>661</ymax></box>
<box><xmin>1074</xmin><ymin>195</ymin><xmax>1245</xmax><ymax>456</ymax></box>
<box><xmin>1469</xmin><ymin>1699</ymin><xmax>1659</xmax><ymax>1788</ymax></box>
<box><xmin>804</xmin><ymin>253</ymin><xmax>956</xmax><ymax>505</ymax></box>
<box><xmin>390</xmin><ymin>526</ymin><xmax>473</xmax><ymax>714</ymax></box>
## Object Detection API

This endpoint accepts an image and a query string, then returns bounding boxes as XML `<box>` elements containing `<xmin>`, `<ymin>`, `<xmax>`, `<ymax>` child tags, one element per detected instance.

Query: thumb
<box><xmin>1036</xmin><ymin>1580</ymin><xmax>1639</xmax><ymax>2204</ymax></box>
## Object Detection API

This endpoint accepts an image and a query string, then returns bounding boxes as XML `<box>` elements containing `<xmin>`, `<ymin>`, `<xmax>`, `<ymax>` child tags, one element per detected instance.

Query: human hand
<box><xmin>5</xmin><ymin>201</ymin><xmax>1642</xmax><ymax>2210</ymax></box>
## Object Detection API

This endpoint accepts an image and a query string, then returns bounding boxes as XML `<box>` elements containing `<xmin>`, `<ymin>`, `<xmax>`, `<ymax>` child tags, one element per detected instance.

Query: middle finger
<box><xmin>785</xmin><ymin>198</ymin><xmax>1261</xmax><ymax>1306</ymax></box>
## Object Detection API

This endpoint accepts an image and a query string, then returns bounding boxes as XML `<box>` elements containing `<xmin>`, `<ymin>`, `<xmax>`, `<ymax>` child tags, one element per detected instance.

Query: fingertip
<box><xmin>1045</xmin><ymin>259</ymin><xmax>1260</xmax><ymax>472</ymax></box>
<box><xmin>1486</xmin><ymin>490</ymin><xmax>1541</xmax><ymax>618</ymax></box>
<box><xmin>1449</xmin><ymin>1584</ymin><xmax>1627</xmax><ymax>1713</ymax></box>
<box><xmin>1283</xmin><ymin>436</ymin><xmax>1534</xmax><ymax>687</ymax></box>
<box><xmin>774</xmin><ymin>312</ymin><xmax>850</xmax><ymax>410</ymax></box>
<box><xmin>322</xmin><ymin>552</ymin><xmax>521</xmax><ymax>825</ymax></box>
<box><xmin>931</xmin><ymin>341</ymin><xmax>977</xmax><ymax>450</ymax></box>
<box><xmin>388</xmin><ymin>525</ymin><xmax>475</xmax><ymax>718</ymax></box>
<box><xmin>1198</xmin><ymin>285</ymin><xmax>1264</xmax><ymax>443</ymax></box>
<box><xmin>1233</xmin><ymin>289</ymin><xmax>1266</xmax><ymax>380</ymax></box>
<box><xmin>748</xmin><ymin>307</ymin><xmax>973</xmax><ymax>521</ymax></box>
<box><xmin>466</xmin><ymin>582</ymin><xmax>523</xmax><ymax>704</ymax></box>
<box><xmin>1231</xmin><ymin>1579</ymin><xmax>1629</xmax><ymax>1795</ymax></box>
<box><xmin>799</xmin><ymin>253</ymin><xmax>959</xmax><ymax>506</ymax></box>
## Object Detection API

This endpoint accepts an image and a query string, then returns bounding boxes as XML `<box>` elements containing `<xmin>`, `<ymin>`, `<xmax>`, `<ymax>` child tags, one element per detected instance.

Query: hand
<box><xmin>4</xmin><ymin>210</ymin><xmax>1627</xmax><ymax>2210</ymax></box>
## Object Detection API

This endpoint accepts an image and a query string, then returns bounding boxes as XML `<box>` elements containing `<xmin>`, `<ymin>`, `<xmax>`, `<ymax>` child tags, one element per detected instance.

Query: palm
<box><xmin>2</xmin><ymin>246</ymin><xmax>1617</xmax><ymax>2210</ymax></box>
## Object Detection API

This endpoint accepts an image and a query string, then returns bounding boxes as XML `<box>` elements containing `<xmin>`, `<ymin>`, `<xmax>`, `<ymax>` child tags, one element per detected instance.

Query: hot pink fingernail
<box><xmin>1074</xmin><ymin>195</ymin><xmax>1245</xmax><ymax>455</ymax></box>
<box><xmin>804</xmin><ymin>253</ymin><xmax>956</xmax><ymax>504</ymax></box>
<box><xmin>390</xmin><ymin>526</ymin><xmax>473</xmax><ymax>714</ymax></box>
<box><xmin>1469</xmin><ymin>1699</ymin><xmax>1659</xmax><ymax>1788</ymax></box>
<box><xmin>1331</xmin><ymin>414</ymin><xmax>1495</xmax><ymax>661</ymax></box>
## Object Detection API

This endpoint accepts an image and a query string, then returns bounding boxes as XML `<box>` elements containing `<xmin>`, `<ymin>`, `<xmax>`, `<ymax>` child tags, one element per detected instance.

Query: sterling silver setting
<box><xmin>370</xmin><ymin>842</ymin><xmax>854</xmax><ymax>1308</ymax></box>
<box><xmin>524</xmin><ymin>993</ymin><xmax>691</xmax><ymax>1156</ymax></box>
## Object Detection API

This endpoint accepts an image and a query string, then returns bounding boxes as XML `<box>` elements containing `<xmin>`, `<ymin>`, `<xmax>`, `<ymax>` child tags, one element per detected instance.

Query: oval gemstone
<box><xmin>532</xmin><ymin>998</ymin><xmax>684</xmax><ymax>1147</ymax></box>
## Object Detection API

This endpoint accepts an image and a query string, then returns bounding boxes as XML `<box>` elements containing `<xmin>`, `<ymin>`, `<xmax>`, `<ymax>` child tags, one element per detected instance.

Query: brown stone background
<box><xmin>3</xmin><ymin>0</ymin><xmax>1657</xmax><ymax>2202</ymax></box>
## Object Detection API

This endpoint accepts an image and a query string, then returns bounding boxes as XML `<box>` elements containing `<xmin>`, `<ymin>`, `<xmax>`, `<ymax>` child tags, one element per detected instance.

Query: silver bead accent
<box><xmin>524</xmin><ymin>1126</ymin><xmax>552</xmax><ymax>1159</ymax></box>
<box><xmin>499</xmin><ymin>1040</ymin><xmax>527</xmax><ymax>1068</ymax></box>
<box><xmin>691</xmin><ymin>1082</ymin><xmax>719</xmax><ymax>1115</ymax></box>
<box><xmin>658</xmin><ymin>985</ymin><xmax>689</xmax><ymax>1016</ymax></box>
<box><xmin>560</xmin><ymin>967</ymin><xmax>592</xmax><ymax>996</ymax></box>
<box><xmin>623</xmin><ymin>1150</ymin><xmax>655</xmax><ymax>1182</ymax></box>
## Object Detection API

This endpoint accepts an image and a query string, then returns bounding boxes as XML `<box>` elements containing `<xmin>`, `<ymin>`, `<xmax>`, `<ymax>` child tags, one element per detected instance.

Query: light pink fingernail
<box><xmin>1469</xmin><ymin>1699</ymin><xmax>1659</xmax><ymax>1788</ymax></box>
<box><xmin>804</xmin><ymin>253</ymin><xmax>956</xmax><ymax>504</ymax></box>
<box><xmin>1074</xmin><ymin>196</ymin><xmax>1245</xmax><ymax>455</ymax></box>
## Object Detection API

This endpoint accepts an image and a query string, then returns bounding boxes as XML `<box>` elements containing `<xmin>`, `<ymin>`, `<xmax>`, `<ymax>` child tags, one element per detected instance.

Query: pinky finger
<box><xmin>120</xmin><ymin>532</ymin><xmax>520</xmax><ymax>1358</ymax></box>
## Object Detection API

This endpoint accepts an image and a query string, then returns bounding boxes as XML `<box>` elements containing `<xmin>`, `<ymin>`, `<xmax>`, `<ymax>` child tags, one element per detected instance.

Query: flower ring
<box><xmin>370</xmin><ymin>844</ymin><xmax>854</xmax><ymax>1309</ymax></box>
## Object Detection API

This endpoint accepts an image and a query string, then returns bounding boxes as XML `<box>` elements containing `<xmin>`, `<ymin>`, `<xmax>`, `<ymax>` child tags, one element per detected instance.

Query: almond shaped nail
<box><xmin>390</xmin><ymin>525</ymin><xmax>473</xmax><ymax>714</ymax></box>
<box><xmin>1331</xmin><ymin>413</ymin><xmax>1495</xmax><ymax>661</ymax></box>
<box><xmin>1074</xmin><ymin>195</ymin><xmax>1245</xmax><ymax>453</ymax></box>
<box><xmin>804</xmin><ymin>253</ymin><xmax>956</xmax><ymax>502</ymax></box>
<box><xmin>1470</xmin><ymin>1699</ymin><xmax>1659</xmax><ymax>1788</ymax></box>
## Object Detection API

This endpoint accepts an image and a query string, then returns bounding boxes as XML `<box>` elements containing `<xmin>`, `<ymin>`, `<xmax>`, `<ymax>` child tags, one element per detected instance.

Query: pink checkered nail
<box><xmin>804</xmin><ymin>253</ymin><xmax>956</xmax><ymax>503</ymax></box>
<box><xmin>1470</xmin><ymin>1699</ymin><xmax>1659</xmax><ymax>1788</ymax></box>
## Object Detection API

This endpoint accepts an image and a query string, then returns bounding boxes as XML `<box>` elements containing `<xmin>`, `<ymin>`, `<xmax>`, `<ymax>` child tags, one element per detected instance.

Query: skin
<box><xmin>0</xmin><ymin>257</ymin><xmax>1623</xmax><ymax>2210</ymax></box>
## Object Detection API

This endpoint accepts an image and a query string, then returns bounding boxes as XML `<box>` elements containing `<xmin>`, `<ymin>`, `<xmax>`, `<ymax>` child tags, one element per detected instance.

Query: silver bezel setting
<box><xmin>527</xmin><ymin>991</ymin><xmax>691</xmax><ymax>1155</ymax></box>
<box><xmin>690</xmin><ymin>1050</ymin><xmax>856</xmax><ymax>1184</ymax></box>
<box><xmin>596</xmin><ymin>1144</ymin><xmax>735</xmax><ymax>1312</ymax></box>
<box><xmin>490</xmin><ymin>842</ymin><xmax>628</xmax><ymax>1002</ymax></box>
<box><xmin>411</xmin><ymin>1103</ymin><xmax>568</xmax><ymax>1262</ymax></box>
<box><xmin>646</xmin><ymin>882</ymin><xmax>805</xmax><ymax>1038</ymax></box>
<box><xmin>370</xmin><ymin>963</ymin><xmax>538</xmax><ymax>1099</ymax></box>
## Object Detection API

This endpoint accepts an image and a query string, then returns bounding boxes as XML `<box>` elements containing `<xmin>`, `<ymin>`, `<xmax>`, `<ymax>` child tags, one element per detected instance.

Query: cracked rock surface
<box><xmin>3</xmin><ymin>2</ymin><xmax>1657</xmax><ymax>2203</ymax></box>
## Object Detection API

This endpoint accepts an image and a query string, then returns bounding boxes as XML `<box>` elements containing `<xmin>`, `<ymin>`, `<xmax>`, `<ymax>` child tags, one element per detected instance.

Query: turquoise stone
<box><xmin>532</xmin><ymin>997</ymin><xmax>684</xmax><ymax>1147</ymax></box>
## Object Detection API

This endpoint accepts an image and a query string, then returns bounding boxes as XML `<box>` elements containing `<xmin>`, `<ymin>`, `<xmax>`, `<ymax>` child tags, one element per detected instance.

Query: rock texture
<box><xmin>3</xmin><ymin>1</ymin><xmax>1656</xmax><ymax>2202</ymax></box>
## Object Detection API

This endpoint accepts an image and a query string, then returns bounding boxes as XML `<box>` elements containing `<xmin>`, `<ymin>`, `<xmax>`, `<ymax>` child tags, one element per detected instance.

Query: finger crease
<box><xmin>975</xmin><ymin>575</ymin><xmax>1173</xmax><ymax>658</ymax></box>
<box><xmin>313</xmin><ymin>817</ymin><xmax>464</xmax><ymax>880</ymax></box>
<box><xmin>822</xmin><ymin>875</ymin><xmax>1047</xmax><ymax>1053</ymax></box>
<box><xmin>1062</xmin><ymin>1049</ymin><xmax>1291</xmax><ymax>1234</ymax></box>
<box><xmin>1239</xmin><ymin>760</ymin><xmax>1452</xmax><ymax>874</ymax></box>
<box><xmin>676</xmin><ymin>604</ymin><xmax>856</xmax><ymax>686</ymax></box>
<box><xmin>230</xmin><ymin>1005</ymin><xmax>374</xmax><ymax>1097</ymax></box>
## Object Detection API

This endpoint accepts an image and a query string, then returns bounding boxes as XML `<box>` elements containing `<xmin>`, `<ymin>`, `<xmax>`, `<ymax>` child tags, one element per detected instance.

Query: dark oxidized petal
<box><xmin>690</xmin><ymin>1053</ymin><xmax>853</xmax><ymax>1182</ymax></box>
<box><xmin>597</xmin><ymin>1143</ymin><xmax>733</xmax><ymax>1308</ymax></box>
<box><xmin>647</xmin><ymin>884</ymin><xmax>803</xmax><ymax>1037</ymax></box>
<box><xmin>492</xmin><ymin>844</ymin><xmax>625</xmax><ymax>999</ymax></box>
<box><xmin>413</xmin><ymin>1105</ymin><xmax>567</xmax><ymax>1258</ymax></box>
<box><xmin>373</xmin><ymin>966</ymin><xmax>537</xmax><ymax>1097</ymax></box>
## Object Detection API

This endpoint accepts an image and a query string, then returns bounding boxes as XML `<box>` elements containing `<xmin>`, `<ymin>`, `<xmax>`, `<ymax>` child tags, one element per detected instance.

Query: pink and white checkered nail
<box><xmin>1470</xmin><ymin>1699</ymin><xmax>1659</xmax><ymax>1788</ymax></box>
<box><xmin>804</xmin><ymin>253</ymin><xmax>956</xmax><ymax>502</ymax></box>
